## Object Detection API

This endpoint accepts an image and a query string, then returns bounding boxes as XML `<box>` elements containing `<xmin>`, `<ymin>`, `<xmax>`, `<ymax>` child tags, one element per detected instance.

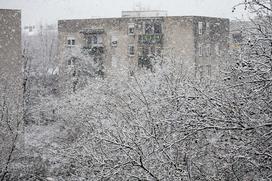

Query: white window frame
<box><xmin>128</xmin><ymin>23</ymin><xmax>135</xmax><ymax>35</ymax></box>
<box><xmin>67</xmin><ymin>37</ymin><xmax>76</xmax><ymax>47</ymax></box>
<box><xmin>198</xmin><ymin>22</ymin><xmax>203</xmax><ymax>35</ymax></box>
<box><xmin>199</xmin><ymin>44</ymin><xmax>203</xmax><ymax>57</ymax></box>
<box><xmin>206</xmin><ymin>44</ymin><xmax>211</xmax><ymax>56</ymax></box>
<box><xmin>128</xmin><ymin>45</ymin><xmax>135</xmax><ymax>56</ymax></box>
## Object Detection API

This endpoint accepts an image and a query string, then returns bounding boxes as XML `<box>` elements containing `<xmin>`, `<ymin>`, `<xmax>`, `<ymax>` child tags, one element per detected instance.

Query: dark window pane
<box><xmin>154</xmin><ymin>23</ymin><xmax>162</xmax><ymax>34</ymax></box>
<box><xmin>145</xmin><ymin>22</ymin><xmax>153</xmax><ymax>34</ymax></box>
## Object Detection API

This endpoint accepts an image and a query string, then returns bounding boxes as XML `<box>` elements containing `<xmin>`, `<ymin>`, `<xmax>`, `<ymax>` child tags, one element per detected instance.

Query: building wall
<box><xmin>58</xmin><ymin>18</ymin><xmax>136</xmax><ymax>91</ymax></box>
<box><xmin>0</xmin><ymin>9</ymin><xmax>22</xmax><ymax>112</ymax></box>
<box><xmin>193</xmin><ymin>17</ymin><xmax>229</xmax><ymax>79</ymax></box>
<box><xmin>164</xmin><ymin>17</ymin><xmax>195</xmax><ymax>75</ymax></box>
<box><xmin>57</xmin><ymin>15</ymin><xmax>229</xmax><ymax>90</ymax></box>
<box><xmin>58</xmin><ymin>18</ymin><xmax>129</xmax><ymax>72</ymax></box>
<box><xmin>0</xmin><ymin>9</ymin><xmax>22</xmax><ymax>166</ymax></box>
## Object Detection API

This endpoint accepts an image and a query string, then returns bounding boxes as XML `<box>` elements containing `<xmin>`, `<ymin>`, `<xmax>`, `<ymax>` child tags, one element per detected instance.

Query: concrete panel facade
<box><xmin>0</xmin><ymin>8</ymin><xmax>22</xmax><ymax>115</ymax></box>
<box><xmin>0</xmin><ymin>8</ymin><xmax>22</xmax><ymax>170</ymax></box>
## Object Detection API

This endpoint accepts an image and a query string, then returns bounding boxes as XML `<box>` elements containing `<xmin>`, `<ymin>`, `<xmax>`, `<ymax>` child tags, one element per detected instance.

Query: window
<box><xmin>92</xmin><ymin>35</ymin><xmax>98</xmax><ymax>44</ymax></box>
<box><xmin>128</xmin><ymin>24</ymin><xmax>135</xmax><ymax>35</ymax></box>
<box><xmin>111</xmin><ymin>35</ymin><xmax>118</xmax><ymax>47</ymax></box>
<box><xmin>206</xmin><ymin>44</ymin><xmax>211</xmax><ymax>56</ymax></box>
<box><xmin>145</xmin><ymin>22</ymin><xmax>153</xmax><ymax>34</ymax></box>
<box><xmin>232</xmin><ymin>32</ymin><xmax>243</xmax><ymax>43</ymax></box>
<box><xmin>111</xmin><ymin>40</ymin><xmax>117</xmax><ymax>47</ymax></box>
<box><xmin>144</xmin><ymin>21</ymin><xmax>162</xmax><ymax>34</ymax></box>
<box><xmin>143</xmin><ymin>47</ymin><xmax>149</xmax><ymax>56</ymax></box>
<box><xmin>128</xmin><ymin>45</ymin><xmax>135</xmax><ymax>56</ymax></box>
<box><xmin>206</xmin><ymin>22</ymin><xmax>209</xmax><ymax>34</ymax></box>
<box><xmin>68</xmin><ymin>57</ymin><xmax>76</xmax><ymax>66</ymax></box>
<box><xmin>86</xmin><ymin>34</ymin><xmax>103</xmax><ymax>47</ymax></box>
<box><xmin>199</xmin><ymin>44</ymin><xmax>203</xmax><ymax>57</ymax></box>
<box><xmin>198</xmin><ymin>22</ymin><xmax>203</xmax><ymax>35</ymax></box>
<box><xmin>154</xmin><ymin>22</ymin><xmax>162</xmax><ymax>34</ymax></box>
<box><xmin>67</xmin><ymin>37</ymin><xmax>75</xmax><ymax>46</ymax></box>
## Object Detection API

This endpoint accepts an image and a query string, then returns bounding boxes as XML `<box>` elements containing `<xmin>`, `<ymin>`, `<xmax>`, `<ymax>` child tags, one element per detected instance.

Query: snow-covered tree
<box><xmin>35</xmin><ymin>48</ymin><xmax>270</xmax><ymax>180</ymax></box>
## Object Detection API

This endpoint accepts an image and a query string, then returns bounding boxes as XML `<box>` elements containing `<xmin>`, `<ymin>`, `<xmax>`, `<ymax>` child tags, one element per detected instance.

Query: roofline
<box><xmin>121</xmin><ymin>10</ymin><xmax>168</xmax><ymax>13</ymax></box>
<box><xmin>58</xmin><ymin>15</ymin><xmax>229</xmax><ymax>22</ymax></box>
<box><xmin>0</xmin><ymin>9</ymin><xmax>21</xmax><ymax>12</ymax></box>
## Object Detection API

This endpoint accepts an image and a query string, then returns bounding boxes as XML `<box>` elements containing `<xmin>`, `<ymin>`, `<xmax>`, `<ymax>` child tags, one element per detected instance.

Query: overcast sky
<box><xmin>0</xmin><ymin>0</ymin><xmax>247</xmax><ymax>26</ymax></box>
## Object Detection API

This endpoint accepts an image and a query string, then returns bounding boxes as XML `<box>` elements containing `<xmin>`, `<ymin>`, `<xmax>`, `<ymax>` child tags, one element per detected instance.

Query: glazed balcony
<box><xmin>138</xmin><ymin>34</ymin><xmax>163</xmax><ymax>44</ymax></box>
<box><xmin>82</xmin><ymin>44</ymin><xmax>104</xmax><ymax>55</ymax></box>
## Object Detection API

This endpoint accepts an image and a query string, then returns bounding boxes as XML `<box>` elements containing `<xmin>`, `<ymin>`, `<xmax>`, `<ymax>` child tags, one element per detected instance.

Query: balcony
<box><xmin>138</xmin><ymin>56</ymin><xmax>153</xmax><ymax>70</ymax></box>
<box><xmin>82</xmin><ymin>44</ymin><xmax>104</xmax><ymax>55</ymax></box>
<box><xmin>80</xmin><ymin>28</ymin><xmax>104</xmax><ymax>34</ymax></box>
<box><xmin>138</xmin><ymin>34</ymin><xmax>163</xmax><ymax>44</ymax></box>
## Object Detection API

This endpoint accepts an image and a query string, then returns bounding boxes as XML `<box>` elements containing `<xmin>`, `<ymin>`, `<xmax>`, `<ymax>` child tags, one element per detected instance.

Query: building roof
<box><xmin>0</xmin><ymin>9</ymin><xmax>21</xmax><ymax>12</ymax></box>
<box><xmin>58</xmin><ymin>15</ymin><xmax>228</xmax><ymax>23</ymax></box>
<box><xmin>121</xmin><ymin>10</ymin><xmax>168</xmax><ymax>18</ymax></box>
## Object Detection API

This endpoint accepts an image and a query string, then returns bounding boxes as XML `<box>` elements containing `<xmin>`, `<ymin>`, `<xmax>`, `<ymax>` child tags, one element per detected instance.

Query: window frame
<box><xmin>154</xmin><ymin>22</ymin><xmax>162</xmax><ymax>34</ymax></box>
<box><xmin>111</xmin><ymin>36</ymin><xmax>118</xmax><ymax>47</ymax></box>
<box><xmin>86</xmin><ymin>34</ymin><xmax>103</xmax><ymax>47</ymax></box>
<box><xmin>198</xmin><ymin>22</ymin><xmax>203</xmax><ymax>35</ymax></box>
<box><xmin>128</xmin><ymin>45</ymin><xmax>135</xmax><ymax>56</ymax></box>
<box><xmin>128</xmin><ymin>23</ymin><xmax>135</xmax><ymax>35</ymax></box>
<box><xmin>143</xmin><ymin>21</ymin><xmax>162</xmax><ymax>35</ymax></box>
<box><xmin>206</xmin><ymin>22</ymin><xmax>210</xmax><ymax>33</ymax></box>
<box><xmin>199</xmin><ymin>44</ymin><xmax>203</xmax><ymax>57</ymax></box>
<box><xmin>67</xmin><ymin>37</ymin><xmax>76</xmax><ymax>47</ymax></box>
<box><xmin>206</xmin><ymin>44</ymin><xmax>211</xmax><ymax>56</ymax></box>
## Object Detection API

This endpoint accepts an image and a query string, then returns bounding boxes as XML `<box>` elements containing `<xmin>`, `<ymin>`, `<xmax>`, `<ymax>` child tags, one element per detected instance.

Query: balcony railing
<box><xmin>82</xmin><ymin>43</ymin><xmax>104</xmax><ymax>49</ymax></box>
<box><xmin>138</xmin><ymin>34</ymin><xmax>163</xmax><ymax>44</ymax></box>
<box><xmin>82</xmin><ymin>44</ymin><xmax>104</xmax><ymax>55</ymax></box>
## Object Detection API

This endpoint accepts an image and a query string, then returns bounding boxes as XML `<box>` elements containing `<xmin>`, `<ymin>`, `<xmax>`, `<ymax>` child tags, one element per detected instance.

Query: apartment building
<box><xmin>58</xmin><ymin>11</ymin><xmax>229</xmax><ymax>88</ymax></box>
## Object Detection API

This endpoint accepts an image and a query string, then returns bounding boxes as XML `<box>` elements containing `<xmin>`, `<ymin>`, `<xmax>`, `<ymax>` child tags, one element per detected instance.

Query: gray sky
<box><xmin>0</xmin><ymin>0</ymin><xmax>247</xmax><ymax>26</ymax></box>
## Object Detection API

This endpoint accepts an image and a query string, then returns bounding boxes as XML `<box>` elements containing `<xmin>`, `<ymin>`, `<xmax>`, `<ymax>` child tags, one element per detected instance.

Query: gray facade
<box><xmin>0</xmin><ymin>9</ymin><xmax>22</xmax><ymax>115</ymax></box>
<box><xmin>0</xmin><ymin>8</ymin><xmax>22</xmax><ymax>169</ymax></box>
<box><xmin>58</xmin><ymin>14</ymin><xmax>229</xmax><ymax>85</ymax></box>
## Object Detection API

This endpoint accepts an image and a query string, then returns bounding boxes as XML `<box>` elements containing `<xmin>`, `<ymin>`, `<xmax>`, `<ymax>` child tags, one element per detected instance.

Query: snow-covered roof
<box><xmin>121</xmin><ymin>10</ymin><xmax>168</xmax><ymax>18</ymax></box>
